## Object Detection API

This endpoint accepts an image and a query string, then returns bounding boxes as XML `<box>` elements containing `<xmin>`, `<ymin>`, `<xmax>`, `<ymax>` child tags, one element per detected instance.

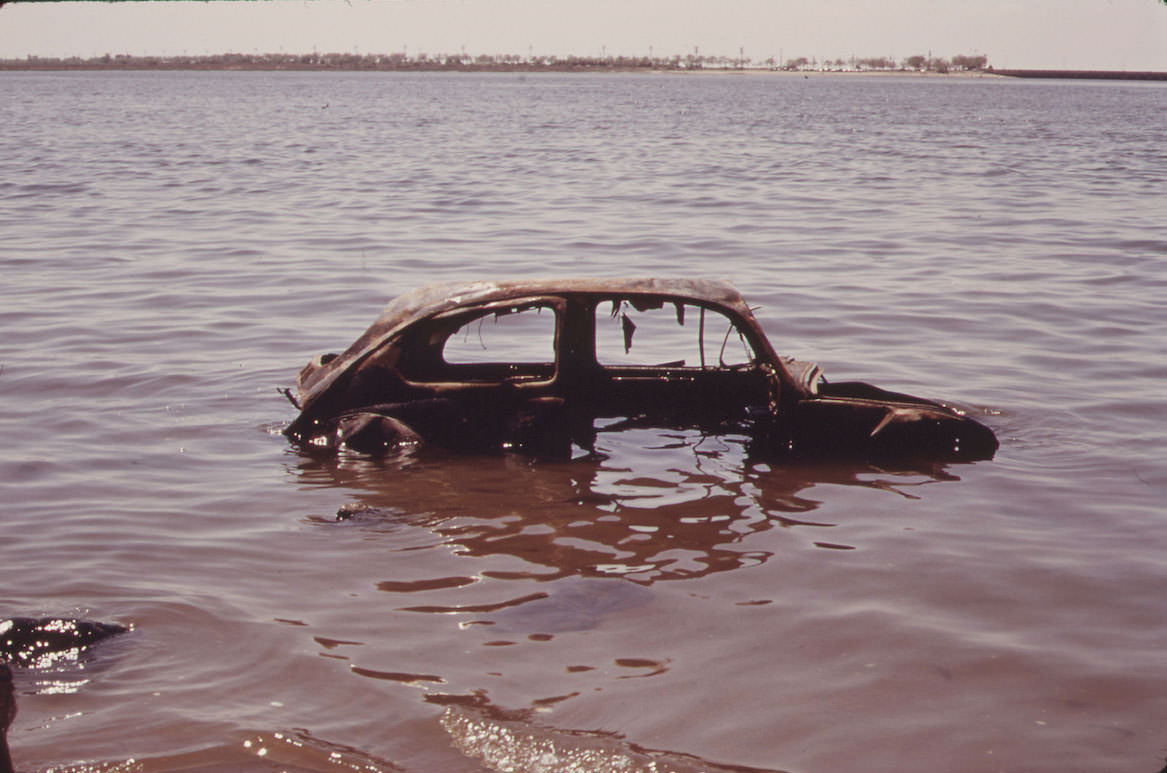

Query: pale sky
<box><xmin>1</xmin><ymin>0</ymin><xmax>1165</xmax><ymax>70</ymax></box>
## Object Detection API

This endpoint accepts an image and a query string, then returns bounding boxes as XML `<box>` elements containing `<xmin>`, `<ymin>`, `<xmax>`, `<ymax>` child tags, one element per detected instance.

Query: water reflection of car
<box><xmin>283</xmin><ymin>279</ymin><xmax>997</xmax><ymax>461</ymax></box>
<box><xmin>297</xmin><ymin>439</ymin><xmax>958</xmax><ymax>585</ymax></box>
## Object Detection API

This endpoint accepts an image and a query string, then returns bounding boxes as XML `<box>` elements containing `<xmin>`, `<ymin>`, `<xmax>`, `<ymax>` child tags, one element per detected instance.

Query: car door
<box><xmin>588</xmin><ymin>298</ymin><xmax>772</xmax><ymax>426</ymax></box>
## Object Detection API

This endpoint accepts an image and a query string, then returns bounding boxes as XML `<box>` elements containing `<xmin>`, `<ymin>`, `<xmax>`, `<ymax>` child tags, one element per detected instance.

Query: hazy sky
<box><xmin>2</xmin><ymin>0</ymin><xmax>1165</xmax><ymax>70</ymax></box>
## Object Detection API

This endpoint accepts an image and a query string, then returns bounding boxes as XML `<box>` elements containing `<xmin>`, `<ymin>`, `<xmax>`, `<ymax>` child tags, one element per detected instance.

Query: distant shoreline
<box><xmin>1</xmin><ymin>57</ymin><xmax>1163</xmax><ymax>81</ymax></box>
<box><xmin>0</xmin><ymin>53</ymin><xmax>989</xmax><ymax>75</ymax></box>
<box><xmin>0</xmin><ymin>61</ymin><xmax>995</xmax><ymax>76</ymax></box>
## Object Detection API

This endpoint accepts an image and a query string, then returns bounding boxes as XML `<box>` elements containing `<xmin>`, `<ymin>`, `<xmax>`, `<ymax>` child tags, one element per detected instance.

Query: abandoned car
<box><xmin>283</xmin><ymin>279</ymin><xmax>998</xmax><ymax>461</ymax></box>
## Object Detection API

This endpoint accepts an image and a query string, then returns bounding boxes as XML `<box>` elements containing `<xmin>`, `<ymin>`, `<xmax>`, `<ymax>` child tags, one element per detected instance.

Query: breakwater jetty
<box><xmin>993</xmin><ymin>69</ymin><xmax>1167</xmax><ymax>81</ymax></box>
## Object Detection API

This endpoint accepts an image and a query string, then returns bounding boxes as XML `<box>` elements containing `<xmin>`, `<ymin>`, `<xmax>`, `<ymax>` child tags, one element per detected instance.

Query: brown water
<box><xmin>1</xmin><ymin>71</ymin><xmax>1165</xmax><ymax>772</ymax></box>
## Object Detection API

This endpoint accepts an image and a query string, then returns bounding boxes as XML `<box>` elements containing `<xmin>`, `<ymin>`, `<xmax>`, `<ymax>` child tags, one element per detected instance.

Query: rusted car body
<box><xmin>283</xmin><ymin>279</ymin><xmax>997</xmax><ymax>461</ymax></box>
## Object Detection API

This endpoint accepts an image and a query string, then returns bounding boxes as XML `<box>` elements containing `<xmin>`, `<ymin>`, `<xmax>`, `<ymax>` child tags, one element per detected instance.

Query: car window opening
<box><xmin>443</xmin><ymin>303</ymin><xmax>556</xmax><ymax>365</ymax></box>
<box><xmin>596</xmin><ymin>300</ymin><xmax>755</xmax><ymax>369</ymax></box>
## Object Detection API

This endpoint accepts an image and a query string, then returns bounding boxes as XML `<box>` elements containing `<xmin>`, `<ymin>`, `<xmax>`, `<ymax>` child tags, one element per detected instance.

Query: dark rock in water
<box><xmin>0</xmin><ymin>617</ymin><xmax>129</xmax><ymax>668</ymax></box>
<box><xmin>1</xmin><ymin>663</ymin><xmax>13</xmax><ymax>773</ymax></box>
<box><xmin>0</xmin><ymin>619</ymin><xmax>128</xmax><ymax>772</ymax></box>
<box><xmin>335</xmin><ymin>503</ymin><xmax>388</xmax><ymax>521</ymax></box>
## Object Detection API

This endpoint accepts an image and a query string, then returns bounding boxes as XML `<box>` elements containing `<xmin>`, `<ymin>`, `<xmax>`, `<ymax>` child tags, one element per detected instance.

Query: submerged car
<box><xmin>283</xmin><ymin>279</ymin><xmax>997</xmax><ymax>461</ymax></box>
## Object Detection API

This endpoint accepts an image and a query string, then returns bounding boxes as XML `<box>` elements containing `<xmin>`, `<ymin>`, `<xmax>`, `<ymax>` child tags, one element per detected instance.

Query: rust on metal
<box><xmin>284</xmin><ymin>279</ymin><xmax>998</xmax><ymax>461</ymax></box>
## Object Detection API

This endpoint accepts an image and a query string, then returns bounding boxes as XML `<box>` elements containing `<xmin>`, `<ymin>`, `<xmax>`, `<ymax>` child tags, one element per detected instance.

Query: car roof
<box><xmin>373</xmin><ymin>278</ymin><xmax>749</xmax><ymax>333</ymax></box>
<box><xmin>294</xmin><ymin>278</ymin><xmax>757</xmax><ymax>411</ymax></box>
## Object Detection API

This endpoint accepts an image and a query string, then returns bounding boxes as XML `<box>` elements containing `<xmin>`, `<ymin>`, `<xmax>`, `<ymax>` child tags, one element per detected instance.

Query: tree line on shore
<box><xmin>1</xmin><ymin>50</ymin><xmax>989</xmax><ymax>73</ymax></box>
